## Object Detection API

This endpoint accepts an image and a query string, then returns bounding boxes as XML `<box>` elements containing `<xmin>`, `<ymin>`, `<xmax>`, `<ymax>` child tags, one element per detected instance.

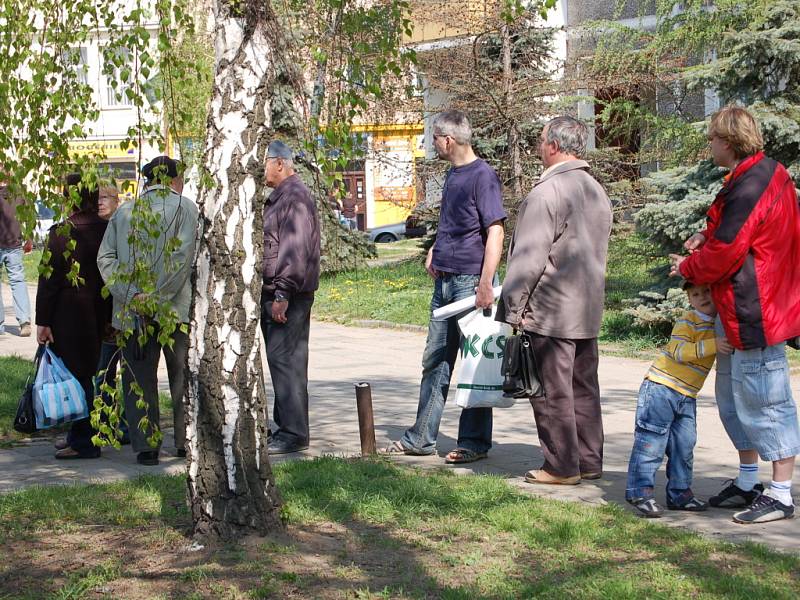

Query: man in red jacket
<box><xmin>670</xmin><ymin>105</ymin><xmax>800</xmax><ymax>524</ymax></box>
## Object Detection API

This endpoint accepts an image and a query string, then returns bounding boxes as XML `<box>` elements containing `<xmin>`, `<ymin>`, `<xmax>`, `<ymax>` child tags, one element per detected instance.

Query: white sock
<box><xmin>766</xmin><ymin>480</ymin><xmax>793</xmax><ymax>506</ymax></box>
<box><xmin>735</xmin><ymin>463</ymin><xmax>759</xmax><ymax>491</ymax></box>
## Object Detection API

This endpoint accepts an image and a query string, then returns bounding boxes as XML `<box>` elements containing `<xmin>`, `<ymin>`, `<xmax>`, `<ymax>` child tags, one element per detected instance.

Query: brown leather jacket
<box><xmin>262</xmin><ymin>174</ymin><xmax>321</xmax><ymax>298</ymax></box>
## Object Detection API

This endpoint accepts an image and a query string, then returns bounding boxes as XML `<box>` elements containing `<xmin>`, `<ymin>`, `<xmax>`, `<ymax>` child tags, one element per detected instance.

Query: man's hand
<box><xmin>668</xmin><ymin>254</ymin><xmax>686</xmax><ymax>277</ymax></box>
<box><xmin>23</xmin><ymin>240</ymin><xmax>33</xmax><ymax>254</ymax></box>
<box><xmin>37</xmin><ymin>325</ymin><xmax>53</xmax><ymax>344</ymax></box>
<box><xmin>425</xmin><ymin>247</ymin><xmax>439</xmax><ymax>279</ymax></box>
<box><xmin>475</xmin><ymin>280</ymin><xmax>494</xmax><ymax>309</ymax></box>
<box><xmin>716</xmin><ymin>336</ymin><xmax>734</xmax><ymax>355</ymax></box>
<box><xmin>684</xmin><ymin>233</ymin><xmax>706</xmax><ymax>253</ymax></box>
<box><xmin>271</xmin><ymin>299</ymin><xmax>289</xmax><ymax>324</ymax></box>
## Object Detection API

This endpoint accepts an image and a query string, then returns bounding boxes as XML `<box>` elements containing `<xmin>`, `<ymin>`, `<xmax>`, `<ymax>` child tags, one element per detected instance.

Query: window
<box><xmin>103</xmin><ymin>47</ymin><xmax>134</xmax><ymax>107</ymax></box>
<box><xmin>63</xmin><ymin>47</ymin><xmax>88</xmax><ymax>85</ymax></box>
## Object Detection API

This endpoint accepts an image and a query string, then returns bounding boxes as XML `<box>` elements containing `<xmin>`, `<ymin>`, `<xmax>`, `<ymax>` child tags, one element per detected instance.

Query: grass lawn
<box><xmin>316</xmin><ymin>258</ymin><xmax>432</xmax><ymax>327</ymax></box>
<box><xmin>372</xmin><ymin>238</ymin><xmax>426</xmax><ymax>263</ymax></box>
<box><xmin>0</xmin><ymin>356</ymin><xmax>35</xmax><ymax>442</ymax></box>
<box><xmin>0</xmin><ymin>457</ymin><xmax>797</xmax><ymax>599</ymax></box>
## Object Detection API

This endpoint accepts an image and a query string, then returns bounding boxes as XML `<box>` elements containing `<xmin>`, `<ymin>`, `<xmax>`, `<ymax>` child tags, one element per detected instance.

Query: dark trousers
<box><xmin>67</xmin><ymin>379</ymin><xmax>101</xmax><ymax>457</ymax></box>
<box><xmin>529</xmin><ymin>334</ymin><xmax>603</xmax><ymax>477</ymax></box>
<box><xmin>261</xmin><ymin>293</ymin><xmax>314</xmax><ymax>445</ymax></box>
<box><xmin>122</xmin><ymin>326</ymin><xmax>188</xmax><ymax>453</ymax></box>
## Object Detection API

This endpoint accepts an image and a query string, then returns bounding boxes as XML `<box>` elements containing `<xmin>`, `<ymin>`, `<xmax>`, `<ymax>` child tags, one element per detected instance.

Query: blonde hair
<box><xmin>709</xmin><ymin>105</ymin><xmax>764</xmax><ymax>159</ymax></box>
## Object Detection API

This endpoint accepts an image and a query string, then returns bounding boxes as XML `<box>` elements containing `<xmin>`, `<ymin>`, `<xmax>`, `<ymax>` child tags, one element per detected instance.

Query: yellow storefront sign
<box><xmin>68</xmin><ymin>139</ymin><xmax>137</xmax><ymax>159</ymax></box>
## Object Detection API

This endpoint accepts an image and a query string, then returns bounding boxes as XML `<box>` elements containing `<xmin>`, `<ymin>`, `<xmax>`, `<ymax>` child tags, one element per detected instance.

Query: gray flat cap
<box><xmin>267</xmin><ymin>140</ymin><xmax>294</xmax><ymax>160</ymax></box>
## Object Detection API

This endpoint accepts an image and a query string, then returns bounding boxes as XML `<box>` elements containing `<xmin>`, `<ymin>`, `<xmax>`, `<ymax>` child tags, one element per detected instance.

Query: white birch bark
<box><xmin>186</xmin><ymin>1</ymin><xmax>283</xmax><ymax>540</ymax></box>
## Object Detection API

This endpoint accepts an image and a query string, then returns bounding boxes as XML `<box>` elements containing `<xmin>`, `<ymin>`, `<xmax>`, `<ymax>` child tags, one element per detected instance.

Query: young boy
<box><xmin>625</xmin><ymin>282</ymin><xmax>731</xmax><ymax>517</ymax></box>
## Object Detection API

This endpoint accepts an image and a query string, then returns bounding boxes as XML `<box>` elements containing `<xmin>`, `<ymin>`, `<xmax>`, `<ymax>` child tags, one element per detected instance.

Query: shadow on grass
<box><xmin>1</xmin><ymin>459</ymin><xmax>799</xmax><ymax>599</ymax></box>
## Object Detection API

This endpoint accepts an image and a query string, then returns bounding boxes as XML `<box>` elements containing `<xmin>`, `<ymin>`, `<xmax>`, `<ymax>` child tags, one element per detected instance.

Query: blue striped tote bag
<box><xmin>32</xmin><ymin>346</ymin><xmax>89</xmax><ymax>429</ymax></box>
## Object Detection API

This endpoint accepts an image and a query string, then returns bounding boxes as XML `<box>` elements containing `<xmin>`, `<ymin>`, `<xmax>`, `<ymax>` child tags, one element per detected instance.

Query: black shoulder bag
<box><xmin>501</xmin><ymin>332</ymin><xmax>545</xmax><ymax>399</ymax></box>
<box><xmin>14</xmin><ymin>346</ymin><xmax>45</xmax><ymax>434</ymax></box>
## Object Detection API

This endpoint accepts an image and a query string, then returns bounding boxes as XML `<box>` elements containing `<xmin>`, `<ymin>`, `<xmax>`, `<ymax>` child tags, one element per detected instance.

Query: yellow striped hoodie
<box><xmin>646</xmin><ymin>309</ymin><xmax>717</xmax><ymax>398</ymax></box>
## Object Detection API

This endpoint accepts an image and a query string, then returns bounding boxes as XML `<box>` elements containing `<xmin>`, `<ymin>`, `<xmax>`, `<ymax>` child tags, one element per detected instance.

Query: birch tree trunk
<box><xmin>501</xmin><ymin>22</ymin><xmax>522</xmax><ymax>199</ymax></box>
<box><xmin>186</xmin><ymin>1</ymin><xmax>285</xmax><ymax>540</ymax></box>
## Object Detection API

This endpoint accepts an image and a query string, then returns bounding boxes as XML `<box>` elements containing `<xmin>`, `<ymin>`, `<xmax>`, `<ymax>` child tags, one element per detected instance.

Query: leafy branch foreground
<box><xmin>0</xmin><ymin>458</ymin><xmax>797</xmax><ymax>599</ymax></box>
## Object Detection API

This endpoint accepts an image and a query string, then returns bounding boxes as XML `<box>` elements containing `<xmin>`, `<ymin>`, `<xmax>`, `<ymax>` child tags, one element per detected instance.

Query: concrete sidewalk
<box><xmin>2</xmin><ymin>282</ymin><xmax>799</xmax><ymax>554</ymax></box>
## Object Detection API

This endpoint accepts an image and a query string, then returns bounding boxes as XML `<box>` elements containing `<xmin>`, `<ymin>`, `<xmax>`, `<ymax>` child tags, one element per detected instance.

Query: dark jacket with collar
<box><xmin>36</xmin><ymin>211</ymin><xmax>111</xmax><ymax>380</ymax></box>
<box><xmin>500</xmin><ymin>159</ymin><xmax>612</xmax><ymax>339</ymax></box>
<box><xmin>262</xmin><ymin>174</ymin><xmax>320</xmax><ymax>298</ymax></box>
<box><xmin>0</xmin><ymin>186</ymin><xmax>23</xmax><ymax>248</ymax></box>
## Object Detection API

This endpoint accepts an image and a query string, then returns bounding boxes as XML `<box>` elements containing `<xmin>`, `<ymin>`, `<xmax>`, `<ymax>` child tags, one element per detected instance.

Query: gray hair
<box><xmin>433</xmin><ymin>110</ymin><xmax>472</xmax><ymax>146</ymax></box>
<box><xmin>544</xmin><ymin>116</ymin><xmax>588</xmax><ymax>157</ymax></box>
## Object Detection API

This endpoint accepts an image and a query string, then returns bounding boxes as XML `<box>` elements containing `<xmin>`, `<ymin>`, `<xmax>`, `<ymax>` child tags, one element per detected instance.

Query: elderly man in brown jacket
<box><xmin>261</xmin><ymin>140</ymin><xmax>321</xmax><ymax>455</ymax></box>
<box><xmin>500</xmin><ymin>116</ymin><xmax>612</xmax><ymax>485</ymax></box>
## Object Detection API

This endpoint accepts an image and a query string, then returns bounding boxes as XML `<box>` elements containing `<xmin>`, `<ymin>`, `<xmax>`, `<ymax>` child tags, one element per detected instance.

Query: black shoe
<box><xmin>627</xmin><ymin>497</ymin><xmax>664</xmax><ymax>518</ymax></box>
<box><xmin>733</xmin><ymin>494</ymin><xmax>794</xmax><ymax>524</ymax></box>
<box><xmin>137</xmin><ymin>451</ymin><xmax>160</xmax><ymax>466</ymax></box>
<box><xmin>709</xmin><ymin>479</ymin><xmax>764</xmax><ymax>508</ymax></box>
<box><xmin>268</xmin><ymin>438</ymin><xmax>309</xmax><ymax>455</ymax></box>
<box><xmin>667</xmin><ymin>496</ymin><xmax>708</xmax><ymax>511</ymax></box>
<box><xmin>176</xmin><ymin>448</ymin><xmax>186</xmax><ymax>458</ymax></box>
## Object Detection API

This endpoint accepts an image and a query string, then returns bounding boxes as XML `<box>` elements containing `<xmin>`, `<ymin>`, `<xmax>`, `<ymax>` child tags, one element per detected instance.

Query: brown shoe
<box><xmin>581</xmin><ymin>471</ymin><xmax>602</xmax><ymax>480</ymax></box>
<box><xmin>19</xmin><ymin>322</ymin><xmax>31</xmax><ymax>337</ymax></box>
<box><xmin>524</xmin><ymin>469</ymin><xmax>580</xmax><ymax>485</ymax></box>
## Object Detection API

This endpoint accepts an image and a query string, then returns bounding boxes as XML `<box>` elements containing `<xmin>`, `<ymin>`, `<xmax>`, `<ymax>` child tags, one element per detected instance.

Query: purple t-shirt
<box><xmin>431</xmin><ymin>158</ymin><xmax>506</xmax><ymax>275</ymax></box>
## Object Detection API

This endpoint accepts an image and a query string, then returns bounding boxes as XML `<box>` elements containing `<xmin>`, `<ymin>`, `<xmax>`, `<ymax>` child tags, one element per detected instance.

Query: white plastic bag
<box><xmin>454</xmin><ymin>306</ymin><xmax>514</xmax><ymax>409</ymax></box>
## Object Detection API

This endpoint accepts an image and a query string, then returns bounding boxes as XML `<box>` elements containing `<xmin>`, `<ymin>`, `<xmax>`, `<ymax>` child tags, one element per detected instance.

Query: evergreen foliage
<box><xmin>592</xmin><ymin>0</ymin><xmax>800</xmax><ymax>324</ymax></box>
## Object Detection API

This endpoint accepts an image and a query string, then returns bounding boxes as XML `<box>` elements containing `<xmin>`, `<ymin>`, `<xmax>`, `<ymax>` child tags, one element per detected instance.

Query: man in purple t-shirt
<box><xmin>384</xmin><ymin>110</ymin><xmax>506</xmax><ymax>464</ymax></box>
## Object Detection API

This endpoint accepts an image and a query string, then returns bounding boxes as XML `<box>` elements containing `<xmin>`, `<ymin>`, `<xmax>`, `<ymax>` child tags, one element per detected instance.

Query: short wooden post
<box><xmin>354</xmin><ymin>382</ymin><xmax>376</xmax><ymax>456</ymax></box>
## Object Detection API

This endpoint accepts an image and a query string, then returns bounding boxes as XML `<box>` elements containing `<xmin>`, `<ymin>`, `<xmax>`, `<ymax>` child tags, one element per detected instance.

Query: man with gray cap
<box><xmin>261</xmin><ymin>140</ymin><xmax>320</xmax><ymax>454</ymax></box>
<box><xmin>97</xmin><ymin>155</ymin><xmax>199</xmax><ymax>466</ymax></box>
<box><xmin>500</xmin><ymin>116</ymin><xmax>612</xmax><ymax>486</ymax></box>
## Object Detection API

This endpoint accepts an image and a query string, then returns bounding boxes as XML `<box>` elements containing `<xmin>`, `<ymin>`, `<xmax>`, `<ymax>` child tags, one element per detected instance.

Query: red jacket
<box><xmin>680</xmin><ymin>152</ymin><xmax>800</xmax><ymax>350</ymax></box>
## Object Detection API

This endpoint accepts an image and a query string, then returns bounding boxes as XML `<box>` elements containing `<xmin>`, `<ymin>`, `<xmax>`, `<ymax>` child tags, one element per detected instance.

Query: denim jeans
<box><xmin>730</xmin><ymin>342</ymin><xmax>800</xmax><ymax>462</ymax></box>
<box><xmin>0</xmin><ymin>246</ymin><xmax>31</xmax><ymax>333</ymax></box>
<box><xmin>626</xmin><ymin>379</ymin><xmax>697</xmax><ymax>505</ymax></box>
<box><xmin>714</xmin><ymin>317</ymin><xmax>753</xmax><ymax>451</ymax></box>
<box><xmin>400</xmin><ymin>273</ymin><xmax>493</xmax><ymax>455</ymax></box>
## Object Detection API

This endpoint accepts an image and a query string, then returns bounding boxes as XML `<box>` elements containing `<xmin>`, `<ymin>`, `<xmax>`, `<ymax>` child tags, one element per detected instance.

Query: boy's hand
<box><xmin>684</xmin><ymin>233</ymin><xmax>706</xmax><ymax>253</ymax></box>
<box><xmin>716</xmin><ymin>337</ymin><xmax>734</xmax><ymax>354</ymax></box>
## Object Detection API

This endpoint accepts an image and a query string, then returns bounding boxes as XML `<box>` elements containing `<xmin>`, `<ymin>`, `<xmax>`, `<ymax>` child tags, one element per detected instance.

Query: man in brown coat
<box><xmin>500</xmin><ymin>116</ymin><xmax>612</xmax><ymax>485</ymax></box>
<box><xmin>261</xmin><ymin>140</ymin><xmax>321</xmax><ymax>454</ymax></box>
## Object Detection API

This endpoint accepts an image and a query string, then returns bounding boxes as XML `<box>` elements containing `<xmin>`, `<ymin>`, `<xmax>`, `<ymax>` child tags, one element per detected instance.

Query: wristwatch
<box><xmin>274</xmin><ymin>291</ymin><xmax>288</xmax><ymax>302</ymax></box>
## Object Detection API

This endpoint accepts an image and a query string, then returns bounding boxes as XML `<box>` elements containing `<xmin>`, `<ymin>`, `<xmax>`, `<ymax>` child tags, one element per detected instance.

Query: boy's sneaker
<box><xmin>732</xmin><ymin>494</ymin><xmax>794</xmax><ymax>524</ymax></box>
<box><xmin>709</xmin><ymin>479</ymin><xmax>764</xmax><ymax>508</ymax></box>
<box><xmin>667</xmin><ymin>496</ymin><xmax>708</xmax><ymax>511</ymax></box>
<box><xmin>627</xmin><ymin>497</ymin><xmax>664</xmax><ymax>518</ymax></box>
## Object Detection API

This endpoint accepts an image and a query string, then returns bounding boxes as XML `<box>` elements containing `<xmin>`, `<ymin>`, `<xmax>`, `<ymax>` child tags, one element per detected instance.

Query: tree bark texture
<box><xmin>502</xmin><ymin>23</ymin><xmax>522</xmax><ymax>199</ymax></box>
<box><xmin>186</xmin><ymin>1</ymin><xmax>284</xmax><ymax>541</ymax></box>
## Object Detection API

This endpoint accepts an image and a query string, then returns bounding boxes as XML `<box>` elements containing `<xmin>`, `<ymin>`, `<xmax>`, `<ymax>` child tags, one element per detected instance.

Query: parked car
<box><xmin>367</xmin><ymin>222</ymin><xmax>406</xmax><ymax>243</ymax></box>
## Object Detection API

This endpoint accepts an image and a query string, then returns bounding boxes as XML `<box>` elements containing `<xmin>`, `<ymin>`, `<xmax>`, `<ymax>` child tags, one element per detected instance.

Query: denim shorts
<box><xmin>730</xmin><ymin>343</ymin><xmax>800</xmax><ymax>462</ymax></box>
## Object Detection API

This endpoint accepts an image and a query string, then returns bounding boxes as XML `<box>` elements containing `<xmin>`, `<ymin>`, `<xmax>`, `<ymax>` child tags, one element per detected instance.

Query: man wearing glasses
<box><xmin>384</xmin><ymin>110</ymin><xmax>506</xmax><ymax>464</ymax></box>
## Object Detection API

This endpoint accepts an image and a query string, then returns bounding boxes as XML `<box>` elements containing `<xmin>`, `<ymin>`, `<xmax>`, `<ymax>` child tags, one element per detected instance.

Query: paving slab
<box><xmin>2</xmin><ymin>282</ymin><xmax>800</xmax><ymax>553</ymax></box>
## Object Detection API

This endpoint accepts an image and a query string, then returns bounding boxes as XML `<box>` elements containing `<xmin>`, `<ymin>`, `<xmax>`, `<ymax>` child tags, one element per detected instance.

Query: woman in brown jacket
<box><xmin>36</xmin><ymin>174</ymin><xmax>112</xmax><ymax>459</ymax></box>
